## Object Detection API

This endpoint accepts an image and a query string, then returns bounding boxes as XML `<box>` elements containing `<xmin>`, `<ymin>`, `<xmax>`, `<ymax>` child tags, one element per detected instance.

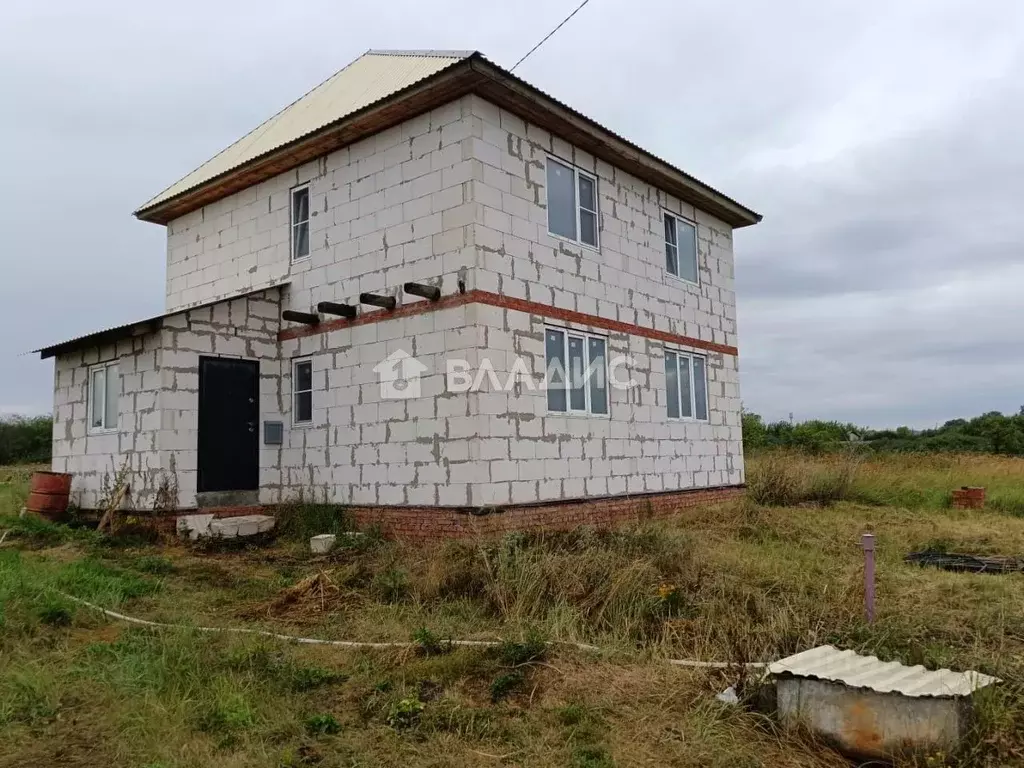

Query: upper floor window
<box><xmin>664</xmin><ymin>212</ymin><xmax>698</xmax><ymax>284</ymax></box>
<box><xmin>291</xmin><ymin>185</ymin><xmax>310</xmax><ymax>262</ymax></box>
<box><xmin>293</xmin><ymin>358</ymin><xmax>313</xmax><ymax>424</ymax></box>
<box><xmin>546</xmin><ymin>158</ymin><xmax>598</xmax><ymax>249</ymax></box>
<box><xmin>88</xmin><ymin>361</ymin><xmax>119</xmax><ymax>432</ymax></box>
<box><xmin>545</xmin><ymin>327</ymin><xmax>608</xmax><ymax>415</ymax></box>
<box><xmin>664</xmin><ymin>350</ymin><xmax>708</xmax><ymax>421</ymax></box>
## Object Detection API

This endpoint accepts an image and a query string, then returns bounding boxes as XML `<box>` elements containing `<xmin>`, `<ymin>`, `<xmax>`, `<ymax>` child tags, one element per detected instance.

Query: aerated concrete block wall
<box><xmin>52</xmin><ymin>333</ymin><xmax>165</xmax><ymax>510</ymax></box>
<box><xmin>51</xmin><ymin>289</ymin><xmax>283</xmax><ymax>510</ymax></box>
<box><xmin>465</xmin><ymin>308</ymin><xmax>741</xmax><ymax>505</ymax></box>
<box><xmin>458</xmin><ymin>95</ymin><xmax>744</xmax><ymax>500</ymax></box>
<box><xmin>463</xmin><ymin>95</ymin><xmax>739</xmax><ymax>349</ymax></box>
<box><xmin>277</xmin><ymin>304</ymin><xmax>481</xmax><ymax>506</ymax></box>
<box><xmin>157</xmin><ymin>289</ymin><xmax>283</xmax><ymax>507</ymax></box>
<box><xmin>164</xmin><ymin>96</ymin><xmax>483</xmax><ymax>315</ymax></box>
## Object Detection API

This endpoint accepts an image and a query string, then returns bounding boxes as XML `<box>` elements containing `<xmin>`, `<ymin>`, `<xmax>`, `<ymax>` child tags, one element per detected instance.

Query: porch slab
<box><xmin>209</xmin><ymin>514</ymin><xmax>275</xmax><ymax>538</ymax></box>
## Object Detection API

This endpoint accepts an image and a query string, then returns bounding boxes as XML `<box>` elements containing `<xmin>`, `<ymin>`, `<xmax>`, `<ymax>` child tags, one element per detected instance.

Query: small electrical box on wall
<box><xmin>263</xmin><ymin>421</ymin><xmax>284</xmax><ymax>445</ymax></box>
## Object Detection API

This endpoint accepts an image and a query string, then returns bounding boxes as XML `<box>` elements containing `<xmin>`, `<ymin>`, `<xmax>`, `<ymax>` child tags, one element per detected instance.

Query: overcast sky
<box><xmin>2</xmin><ymin>0</ymin><xmax>1022</xmax><ymax>428</ymax></box>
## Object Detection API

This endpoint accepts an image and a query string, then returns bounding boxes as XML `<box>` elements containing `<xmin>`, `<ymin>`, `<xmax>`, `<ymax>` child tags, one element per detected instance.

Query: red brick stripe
<box><xmin>278</xmin><ymin>289</ymin><xmax>738</xmax><ymax>356</ymax></box>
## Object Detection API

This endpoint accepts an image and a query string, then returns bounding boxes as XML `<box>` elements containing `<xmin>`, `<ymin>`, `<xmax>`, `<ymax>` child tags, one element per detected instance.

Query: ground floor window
<box><xmin>88</xmin><ymin>361</ymin><xmax>119</xmax><ymax>432</ymax></box>
<box><xmin>292</xmin><ymin>358</ymin><xmax>313</xmax><ymax>424</ymax></box>
<box><xmin>665</xmin><ymin>350</ymin><xmax>708</xmax><ymax>421</ymax></box>
<box><xmin>545</xmin><ymin>327</ymin><xmax>608</xmax><ymax>415</ymax></box>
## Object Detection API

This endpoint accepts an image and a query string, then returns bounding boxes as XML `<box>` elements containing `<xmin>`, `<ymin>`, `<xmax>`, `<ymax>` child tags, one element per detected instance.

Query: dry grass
<box><xmin>747</xmin><ymin>449</ymin><xmax>1024</xmax><ymax>513</ymax></box>
<box><xmin>2</xmin><ymin>452</ymin><xmax>1024</xmax><ymax>766</ymax></box>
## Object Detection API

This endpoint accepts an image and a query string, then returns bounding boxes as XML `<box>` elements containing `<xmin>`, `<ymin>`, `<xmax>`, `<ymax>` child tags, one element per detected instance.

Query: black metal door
<box><xmin>197</xmin><ymin>357</ymin><xmax>259</xmax><ymax>493</ymax></box>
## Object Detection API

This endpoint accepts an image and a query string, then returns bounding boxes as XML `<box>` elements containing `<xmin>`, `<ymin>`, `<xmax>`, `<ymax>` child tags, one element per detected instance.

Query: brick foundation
<box><xmin>86</xmin><ymin>486</ymin><xmax>744</xmax><ymax>540</ymax></box>
<box><xmin>345</xmin><ymin>485</ymin><xmax>744</xmax><ymax>540</ymax></box>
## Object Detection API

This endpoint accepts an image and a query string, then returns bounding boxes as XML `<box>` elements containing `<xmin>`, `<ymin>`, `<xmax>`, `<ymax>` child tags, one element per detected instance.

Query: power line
<box><xmin>510</xmin><ymin>0</ymin><xmax>594</xmax><ymax>72</ymax></box>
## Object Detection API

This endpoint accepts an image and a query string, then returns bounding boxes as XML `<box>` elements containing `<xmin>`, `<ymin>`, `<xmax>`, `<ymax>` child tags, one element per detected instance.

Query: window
<box><xmin>664</xmin><ymin>212</ymin><xmax>698</xmax><ymax>283</ymax></box>
<box><xmin>88</xmin><ymin>362</ymin><xmax>119</xmax><ymax>432</ymax></box>
<box><xmin>291</xmin><ymin>185</ymin><xmax>310</xmax><ymax>261</ymax></box>
<box><xmin>546</xmin><ymin>158</ymin><xmax>599</xmax><ymax>248</ymax></box>
<box><xmin>545</xmin><ymin>328</ymin><xmax>608</xmax><ymax>415</ymax></box>
<box><xmin>292</xmin><ymin>358</ymin><xmax>313</xmax><ymax>424</ymax></box>
<box><xmin>664</xmin><ymin>350</ymin><xmax>708</xmax><ymax>421</ymax></box>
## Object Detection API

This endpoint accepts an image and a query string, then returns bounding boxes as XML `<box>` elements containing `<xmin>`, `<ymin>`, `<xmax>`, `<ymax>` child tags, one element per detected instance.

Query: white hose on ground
<box><xmin>59</xmin><ymin>592</ymin><xmax>769</xmax><ymax>669</ymax></box>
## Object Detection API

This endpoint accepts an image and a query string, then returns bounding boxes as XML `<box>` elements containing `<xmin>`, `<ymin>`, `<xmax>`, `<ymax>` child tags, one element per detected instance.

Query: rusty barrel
<box><xmin>26</xmin><ymin>472</ymin><xmax>73</xmax><ymax>522</ymax></box>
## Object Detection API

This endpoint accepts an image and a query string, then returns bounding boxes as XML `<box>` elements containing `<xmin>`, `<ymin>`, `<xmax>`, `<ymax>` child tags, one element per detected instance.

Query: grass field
<box><xmin>1</xmin><ymin>454</ymin><xmax>1023</xmax><ymax>767</ymax></box>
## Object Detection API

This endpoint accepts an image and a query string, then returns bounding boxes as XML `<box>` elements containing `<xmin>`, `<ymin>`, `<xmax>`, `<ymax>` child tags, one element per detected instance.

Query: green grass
<box><xmin>2</xmin><ymin>455</ymin><xmax>1024</xmax><ymax>766</ymax></box>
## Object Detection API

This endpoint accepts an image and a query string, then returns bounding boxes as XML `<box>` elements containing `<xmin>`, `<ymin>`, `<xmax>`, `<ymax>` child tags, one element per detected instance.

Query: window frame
<box><xmin>663</xmin><ymin>211</ymin><xmax>699</xmax><ymax>285</ymax></box>
<box><xmin>290</xmin><ymin>184</ymin><xmax>311</xmax><ymax>263</ymax></box>
<box><xmin>545</xmin><ymin>156</ymin><xmax>600</xmax><ymax>251</ymax></box>
<box><xmin>87</xmin><ymin>361</ymin><xmax>120</xmax><ymax>434</ymax></box>
<box><xmin>292</xmin><ymin>357</ymin><xmax>314</xmax><ymax>426</ymax></box>
<box><xmin>664</xmin><ymin>349</ymin><xmax>709</xmax><ymax>422</ymax></box>
<box><xmin>544</xmin><ymin>326</ymin><xmax>610</xmax><ymax>417</ymax></box>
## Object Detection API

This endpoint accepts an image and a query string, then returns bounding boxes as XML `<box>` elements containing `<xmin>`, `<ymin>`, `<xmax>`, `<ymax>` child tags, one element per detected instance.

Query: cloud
<box><xmin>1</xmin><ymin>0</ymin><xmax>1022</xmax><ymax>430</ymax></box>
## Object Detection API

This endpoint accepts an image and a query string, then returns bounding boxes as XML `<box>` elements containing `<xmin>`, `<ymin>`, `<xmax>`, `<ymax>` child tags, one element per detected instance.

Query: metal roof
<box><xmin>769</xmin><ymin>645</ymin><xmax>999</xmax><ymax>699</ymax></box>
<box><xmin>136</xmin><ymin>51</ymin><xmax>470</xmax><ymax>214</ymax></box>
<box><xmin>34</xmin><ymin>281</ymin><xmax>289</xmax><ymax>359</ymax></box>
<box><xmin>134</xmin><ymin>50</ymin><xmax>761</xmax><ymax>228</ymax></box>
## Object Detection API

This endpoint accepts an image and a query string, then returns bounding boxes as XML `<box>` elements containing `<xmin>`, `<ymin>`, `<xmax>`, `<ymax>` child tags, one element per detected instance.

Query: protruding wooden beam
<box><xmin>282</xmin><ymin>310</ymin><xmax>320</xmax><ymax>326</ymax></box>
<box><xmin>317</xmin><ymin>301</ymin><xmax>357</xmax><ymax>319</ymax></box>
<box><xmin>359</xmin><ymin>292</ymin><xmax>396</xmax><ymax>311</ymax></box>
<box><xmin>403</xmin><ymin>282</ymin><xmax>441</xmax><ymax>302</ymax></box>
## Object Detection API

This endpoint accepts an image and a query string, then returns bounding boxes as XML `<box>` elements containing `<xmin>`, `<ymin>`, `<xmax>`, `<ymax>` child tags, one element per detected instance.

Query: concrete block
<box><xmin>210</xmin><ymin>514</ymin><xmax>275</xmax><ymax>539</ymax></box>
<box><xmin>176</xmin><ymin>514</ymin><xmax>214</xmax><ymax>540</ymax></box>
<box><xmin>310</xmin><ymin>533</ymin><xmax>337</xmax><ymax>554</ymax></box>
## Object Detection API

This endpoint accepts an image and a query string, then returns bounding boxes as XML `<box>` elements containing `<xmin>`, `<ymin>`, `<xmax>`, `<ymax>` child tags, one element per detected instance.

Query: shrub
<box><xmin>386</xmin><ymin>697</ymin><xmax>424</xmax><ymax>729</ymax></box>
<box><xmin>489</xmin><ymin>670</ymin><xmax>524</xmax><ymax>702</ymax></box>
<box><xmin>197</xmin><ymin>691</ymin><xmax>256</xmax><ymax>733</ymax></box>
<box><xmin>373</xmin><ymin>567</ymin><xmax>409</xmax><ymax>602</ymax></box>
<box><xmin>495</xmin><ymin>633</ymin><xmax>547</xmax><ymax>666</ymax></box>
<box><xmin>412</xmin><ymin>627</ymin><xmax>452</xmax><ymax>657</ymax></box>
<box><xmin>290</xmin><ymin>665</ymin><xmax>346</xmax><ymax>692</ymax></box>
<box><xmin>304</xmin><ymin>712</ymin><xmax>340</xmax><ymax>736</ymax></box>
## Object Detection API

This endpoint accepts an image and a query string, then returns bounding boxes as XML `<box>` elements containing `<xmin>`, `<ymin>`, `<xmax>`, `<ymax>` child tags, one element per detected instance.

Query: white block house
<box><xmin>37</xmin><ymin>50</ymin><xmax>761</xmax><ymax>533</ymax></box>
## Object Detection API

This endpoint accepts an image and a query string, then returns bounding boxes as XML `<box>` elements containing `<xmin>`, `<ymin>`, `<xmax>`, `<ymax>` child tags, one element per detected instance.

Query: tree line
<box><xmin>743</xmin><ymin>408</ymin><xmax>1024</xmax><ymax>456</ymax></box>
<box><xmin>0</xmin><ymin>415</ymin><xmax>52</xmax><ymax>465</ymax></box>
<box><xmin>4</xmin><ymin>409</ymin><xmax>1024</xmax><ymax>466</ymax></box>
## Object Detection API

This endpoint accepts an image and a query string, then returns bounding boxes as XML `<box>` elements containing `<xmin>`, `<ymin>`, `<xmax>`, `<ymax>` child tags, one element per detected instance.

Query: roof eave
<box><xmin>37</xmin><ymin>320</ymin><xmax>160</xmax><ymax>360</ymax></box>
<box><xmin>465</xmin><ymin>58</ymin><xmax>761</xmax><ymax>228</ymax></box>
<box><xmin>134</xmin><ymin>57</ymin><xmax>482</xmax><ymax>225</ymax></box>
<box><xmin>34</xmin><ymin>281</ymin><xmax>291</xmax><ymax>359</ymax></box>
<box><xmin>136</xmin><ymin>53</ymin><xmax>761</xmax><ymax>229</ymax></box>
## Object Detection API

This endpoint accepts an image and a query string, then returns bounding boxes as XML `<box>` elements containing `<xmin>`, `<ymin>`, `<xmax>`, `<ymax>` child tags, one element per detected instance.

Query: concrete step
<box><xmin>209</xmin><ymin>514</ymin><xmax>276</xmax><ymax>539</ymax></box>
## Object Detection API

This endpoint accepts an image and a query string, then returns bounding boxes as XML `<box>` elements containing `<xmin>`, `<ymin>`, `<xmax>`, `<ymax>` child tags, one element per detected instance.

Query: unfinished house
<box><xmin>37</xmin><ymin>50</ymin><xmax>761</xmax><ymax>537</ymax></box>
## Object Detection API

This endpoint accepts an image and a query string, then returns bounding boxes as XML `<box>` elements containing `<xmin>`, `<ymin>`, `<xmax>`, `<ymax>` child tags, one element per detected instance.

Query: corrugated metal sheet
<box><xmin>769</xmin><ymin>645</ymin><xmax>999</xmax><ymax>698</ymax></box>
<box><xmin>137</xmin><ymin>50</ymin><xmax>471</xmax><ymax>213</ymax></box>
<box><xmin>33</xmin><ymin>281</ymin><xmax>289</xmax><ymax>359</ymax></box>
